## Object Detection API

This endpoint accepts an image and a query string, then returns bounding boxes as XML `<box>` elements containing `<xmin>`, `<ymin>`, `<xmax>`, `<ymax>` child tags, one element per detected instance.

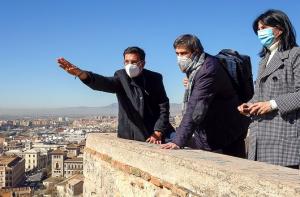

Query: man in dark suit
<box><xmin>58</xmin><ymin>46</ymin><xmax>174</xmax><ymax>144</ymax></box>
<box><xmin>162</xmin><ymin>34</ymin><xmax>248</xmax><ymax>158</ymax></box>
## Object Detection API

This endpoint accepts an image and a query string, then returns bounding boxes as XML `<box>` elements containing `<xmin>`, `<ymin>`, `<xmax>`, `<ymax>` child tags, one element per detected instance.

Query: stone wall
<box><xmin>84</xmin><ymin>133</ymin><xmax>300</xmax><ymax>197</ymax></box>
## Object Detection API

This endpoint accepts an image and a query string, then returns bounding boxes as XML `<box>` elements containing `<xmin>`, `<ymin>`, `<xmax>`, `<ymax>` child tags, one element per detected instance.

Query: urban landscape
<box><xmin>2</xmin><ymin>1</ymin><xmax>300</xmax><ymax>196</ymax></box>
<box><xmin>0</xmin><ymin>114</ymin><xmax>182</xmax><ymax>196</ymax></box>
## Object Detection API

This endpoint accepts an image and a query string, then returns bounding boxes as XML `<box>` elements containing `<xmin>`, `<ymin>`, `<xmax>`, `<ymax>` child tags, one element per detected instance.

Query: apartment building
<box><xmin>24</xmin><ymin>149</ymin><xmax>48</xmax><ymax>172</ymax></box>
<box><xmin>51</xmin><ymin>149</ymin><xmax>83</xmax><ymax>178</ymax></box>
<box><xmin>0</xmin><ymin>156</ymin><xmax>25</xmax><ymax>188</ymax></box>
<box><xmin>63</xmin><ymin>158</ymin><xmax>83</xmax><ymax>178</ymax></box>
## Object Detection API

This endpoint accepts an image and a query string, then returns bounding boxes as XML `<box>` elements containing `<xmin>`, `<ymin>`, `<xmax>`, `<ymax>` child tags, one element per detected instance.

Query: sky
<box><xmin>0</xmin><ymin>0</ymin><xmax>299</xmax><ymax>108</ymax></box>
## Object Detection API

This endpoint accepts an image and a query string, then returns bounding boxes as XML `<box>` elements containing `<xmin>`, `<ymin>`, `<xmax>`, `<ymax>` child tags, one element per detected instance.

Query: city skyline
<box><xmin>1</xmin><ymin>1</ymin><xmax>299</xmax><ymax>108</ymax></box>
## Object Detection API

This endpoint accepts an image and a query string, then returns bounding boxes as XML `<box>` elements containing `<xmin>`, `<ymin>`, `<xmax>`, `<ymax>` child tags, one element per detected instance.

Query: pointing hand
<box><xmin>57</xmin><ymin>57</ymin><xmax>84</xmax><ymax>78</ymax></box>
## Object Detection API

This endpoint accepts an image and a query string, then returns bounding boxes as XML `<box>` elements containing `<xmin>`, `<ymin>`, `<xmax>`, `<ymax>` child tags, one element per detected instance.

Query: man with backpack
<box><xmin>162</xmin><ymin>34</ymin><xmax>250</xmax><ymax>158</ymax></box>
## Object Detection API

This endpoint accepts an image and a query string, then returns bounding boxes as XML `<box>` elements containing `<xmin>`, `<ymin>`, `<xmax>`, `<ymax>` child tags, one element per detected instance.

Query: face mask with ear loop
<box><xmin>125</xmin><ymin>63</ymin><xmax>143</xmax><ymax>78</ymax></box>
<box><xmin>177</xmin><ymin>56</ymin><xmax>192</xmax><ymax>73</ymax></box>
<box><xmin>257</xmin><ymin>28</ymin><xmax>275</xmax><ymax>48</ymax></box>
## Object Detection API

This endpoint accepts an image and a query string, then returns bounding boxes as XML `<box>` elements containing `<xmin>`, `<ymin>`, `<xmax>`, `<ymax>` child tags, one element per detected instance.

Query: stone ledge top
<box><xmin>85</xmin><ymin>133</ymin><xmax>300</xmax><ymax>196</ymax></box>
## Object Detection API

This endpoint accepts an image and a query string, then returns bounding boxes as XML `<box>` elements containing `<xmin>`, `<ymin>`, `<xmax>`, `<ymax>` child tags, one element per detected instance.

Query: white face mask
<box><xmin>125</xmin><ymin>64</ymin><xmax>142</xmax><ymax>78</ymax></box>
<box><xmin>177</xmin><ymin>56</ymin><xmax>192</xmax><ymax>72</ymax></box>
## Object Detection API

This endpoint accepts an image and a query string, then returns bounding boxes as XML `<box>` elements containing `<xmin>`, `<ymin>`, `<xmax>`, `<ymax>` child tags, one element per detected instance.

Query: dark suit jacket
<box><xmin>173</xmin><ymin>54</ymin><xmax>248</xmax><ymax>150</ymax></box>
<box><xmin>82</xmin><ymin>69</ymin><xmax>173</xmax><ymax>142</ymax></box>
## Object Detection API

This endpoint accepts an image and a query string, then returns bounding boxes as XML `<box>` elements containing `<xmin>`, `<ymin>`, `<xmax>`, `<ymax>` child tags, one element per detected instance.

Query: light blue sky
<box><xmin>0</xmin><ymin>1</ymin><xmax>299</xmax><ymax>108</ymax></box>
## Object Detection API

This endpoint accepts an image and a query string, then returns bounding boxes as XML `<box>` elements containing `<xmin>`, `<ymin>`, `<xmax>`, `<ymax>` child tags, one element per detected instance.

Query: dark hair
<box><xmin>253</xmin><ymin>9</ymin><xmax>298</xmax><ymax>57</ymax></box>
<box><xmin>173</xmin><ymin>34</ymin><xmax>204</xmax><ymax>55</ymax></box>
<box><xmin>123</xmin><ymin>46</ymin><xmax>145</xmax><ymax>61</ymax></box>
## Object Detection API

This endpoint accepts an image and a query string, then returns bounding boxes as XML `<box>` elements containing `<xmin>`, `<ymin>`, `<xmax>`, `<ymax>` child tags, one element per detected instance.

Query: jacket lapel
<box><xmin>257</xmin><ymin>50</ymin><xmax>289</xmax><ymax>83</ymax></box>
<box><xmin>256</xmin><ymin>54</ymin><xmax>269</xmax><ymax>83</ymax></box>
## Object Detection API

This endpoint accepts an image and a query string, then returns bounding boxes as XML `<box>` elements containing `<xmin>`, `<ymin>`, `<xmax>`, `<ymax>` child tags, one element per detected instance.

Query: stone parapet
<box><xmin>84</xmin><ymin>133</ymin><xmax>300</xmax><ymax>197</ymax></box>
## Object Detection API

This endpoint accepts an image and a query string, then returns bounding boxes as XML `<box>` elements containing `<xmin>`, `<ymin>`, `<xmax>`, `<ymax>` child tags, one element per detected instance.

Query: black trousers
<box><xmin>222</xmin><ymin>135</ymin><xmax>246</xmax><ymax>159</ymax></box>
<box><xmin>286</xmin><ymin>165</ymin><xmax>299</xmax><ymax>169</ymax></box>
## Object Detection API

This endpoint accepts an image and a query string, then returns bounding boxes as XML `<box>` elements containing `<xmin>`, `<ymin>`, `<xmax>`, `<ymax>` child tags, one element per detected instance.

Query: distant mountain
<box><xmin>0</xmin><ymin>103</ymin><xmax>182</xmax><ymax>119</ymax></box>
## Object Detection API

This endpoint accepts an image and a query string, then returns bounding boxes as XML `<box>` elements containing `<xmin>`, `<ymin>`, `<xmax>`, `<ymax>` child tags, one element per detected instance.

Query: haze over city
<box><xmin>1</xmin><ymin>1</ymin><xmax>299</xmax><ymax>109</ymax></box>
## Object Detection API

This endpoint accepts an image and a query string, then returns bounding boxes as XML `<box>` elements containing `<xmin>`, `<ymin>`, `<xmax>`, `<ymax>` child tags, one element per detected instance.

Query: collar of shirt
<box><xmin>266</xmin><ymin>41</ymin><xmax>279</xmax><ymax>66</ymax></box>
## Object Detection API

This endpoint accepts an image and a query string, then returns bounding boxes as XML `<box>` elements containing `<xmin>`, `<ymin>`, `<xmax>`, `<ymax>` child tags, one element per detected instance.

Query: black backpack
<box><xmin>216</xmin><ymin>49</ymin><xmax>254</xmax><ymax>103</ymax></box>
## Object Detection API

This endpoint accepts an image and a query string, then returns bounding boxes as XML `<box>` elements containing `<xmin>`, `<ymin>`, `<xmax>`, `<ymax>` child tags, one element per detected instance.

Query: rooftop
<box><xmin>0</xmin><ymin>156</ymin><xmax>22</xmax><ymax>167</ymax></box>
<box><xmin>43</xmin><ymin>176</ymin><xmax>64</xmax><ymax>184</ymax></box>
<box><xmin>64</xmin><ymin>157</ymin><xmax>83</xmax><ymax>163</ymax></box>
<box><xmin>57</xmin><ymin>174</ymin><xmax>84</xmax><ymax>186</ymax></box>
<box><xmin>24</xmin><ymin>148</ymin><xmax>40</xmax><ymax>154</ymax></box>
<box><xmin>68</xmin><ymin>177</ymin><xmax>84</xmax><ymax>186</ymax></box>
<box><xmin>66</xmin><ymin>143</ymin><xmax>79</xmax><ymax>149</ymax></box>
<box><xmin>51</xmin><ymin>149</ymin><xmax>66</xmax><ymax>155</ymax></box>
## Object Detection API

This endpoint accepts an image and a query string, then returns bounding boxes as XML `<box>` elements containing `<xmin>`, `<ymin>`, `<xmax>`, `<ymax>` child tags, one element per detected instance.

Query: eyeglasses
<box><xmin>124</xmin><ymin>60</ymin><xmax>143</xmax><ymax>66</ymax></box>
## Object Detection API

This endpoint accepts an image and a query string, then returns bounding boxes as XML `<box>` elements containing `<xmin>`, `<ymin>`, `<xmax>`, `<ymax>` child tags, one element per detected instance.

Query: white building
<box><xmin>24</xmin><ymin>148</ymin><xmax>48</xmax><ymax>171</ymax></box>
<box><xmin>32</xmin><ymin>142</ymin><xmax>62</xmax><ymax>151</ymax></box>
<box><xmin>64</xmin><ymin>130</ymin><xmax>86</xmax><ymax>143</ymax></box>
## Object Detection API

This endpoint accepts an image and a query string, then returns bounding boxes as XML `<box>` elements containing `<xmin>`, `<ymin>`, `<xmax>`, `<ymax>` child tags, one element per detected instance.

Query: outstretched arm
<box><xmin>57</xmin><ymin>57</ymin><xmax>121</xmax><ymax>93</ymax></box>
<box><xmin>57</xmin><ymin>57</ymin><xmax>88</xmax><ymax>80</ymax></box>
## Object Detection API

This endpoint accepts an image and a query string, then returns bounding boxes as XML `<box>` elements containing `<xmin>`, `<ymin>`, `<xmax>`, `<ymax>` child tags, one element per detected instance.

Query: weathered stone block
<box><xmin>84</xmin><ymin>133</ymin><xmax>300</xmax><ymax>197</ymax></box>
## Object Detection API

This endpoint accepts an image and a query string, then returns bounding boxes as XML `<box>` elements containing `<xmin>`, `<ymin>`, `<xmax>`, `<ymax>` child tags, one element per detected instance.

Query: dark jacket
<box><xmin>82</xmin><ymin>69</ymin><xmax>173</xmax><ymax>141</ymax></box>
<box><xmin>173</xmin><ymin>54</ymin><xmax>248</xmax><ymax>150</ymax></box>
